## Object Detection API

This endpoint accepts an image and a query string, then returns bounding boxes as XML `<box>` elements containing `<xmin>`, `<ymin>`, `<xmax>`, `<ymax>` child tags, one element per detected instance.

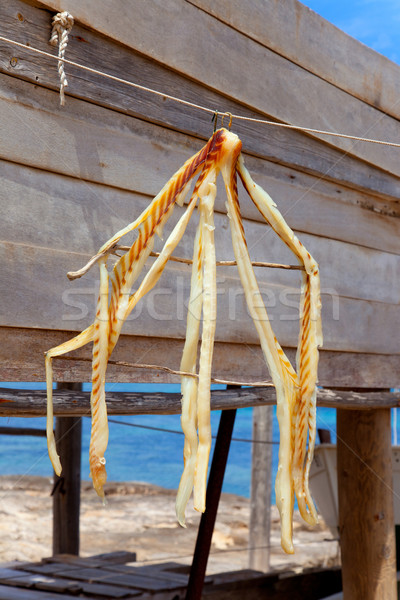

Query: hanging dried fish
<box><xmin>45</xmin><ymin>128</ymin><xmax>322</xmax><ymax>553</ymax></box>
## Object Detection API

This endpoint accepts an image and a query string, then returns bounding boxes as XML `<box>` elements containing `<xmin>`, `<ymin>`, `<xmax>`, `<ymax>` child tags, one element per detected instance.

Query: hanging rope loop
<box><xmin>49</xmin><ymin>11</ymin><xmax>74</xmax><ymax>106</ymax></box>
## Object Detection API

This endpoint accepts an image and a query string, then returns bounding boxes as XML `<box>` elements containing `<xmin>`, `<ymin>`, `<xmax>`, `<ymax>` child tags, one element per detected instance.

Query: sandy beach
<box><xmin>0</xmin><ymin>475</ymin><xmax>339</xmax><ymax>575</ymax></box>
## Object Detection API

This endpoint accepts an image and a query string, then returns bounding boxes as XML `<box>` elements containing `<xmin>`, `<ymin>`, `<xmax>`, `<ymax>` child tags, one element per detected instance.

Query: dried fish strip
<box><xmin>45</xmin><ymin>133</ymin><xmax>220</xmax><ymax>496</ymax></box>
<box><xmin>45</xmin><ymin>127</ymin><xmax>322</xmax><ymax>554</ymax></box>
<box><xmin>176</xmin><ymin>206</ymin><xmax>204</xmax><ymax>526</ymax></box>
<box><xmin>45</xmin><ymin>324</ymin><xmax>95</xmax><ymax>475</ymax></box>
<box><xmin>221</xmin><ymin>132</ymin><xmax>299</xmax><ymax>553</ymax></box>
<box><xmin>237</xmin><ymin>156</ymin><xmax>322</xmax><ymax>527</ymax></box>
<box><xmin>193</xmin><ymin>168</ymin><xmax>218</xmax><ymax>513</ymax></box>
<box><xmin>89</xmin><ymin>258</ymin><xmax>110</xmax><ymax>500</ymax></box>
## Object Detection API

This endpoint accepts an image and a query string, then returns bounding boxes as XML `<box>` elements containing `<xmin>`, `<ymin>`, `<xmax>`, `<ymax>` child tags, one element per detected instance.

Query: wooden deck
<box><xmin>0</xmin><ymin>552</ymin><xmax>342</xmax><ymax>600</ymax></box>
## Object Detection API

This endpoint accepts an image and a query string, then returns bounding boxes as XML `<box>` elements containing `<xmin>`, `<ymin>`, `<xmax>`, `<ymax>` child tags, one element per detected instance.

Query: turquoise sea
<box><xmin>5</xmin><ymin>383</ymin><xmax>400</xmax><ymax>500</ymax></box>
<box><xmin>0</xmin><ymin>382</ymin><xmax>343</xmax><ymax>504</ymax></box>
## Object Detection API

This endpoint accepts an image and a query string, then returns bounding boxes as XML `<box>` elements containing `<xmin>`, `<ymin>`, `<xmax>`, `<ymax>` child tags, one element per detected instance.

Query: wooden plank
<box><xmin>1</xmin><ymin>327</ymin><xmax>399</xmax><ymax>388</ymax></box>
<box><xmin>16</xmin><ymin>568</ymin><xmax>136</xmax><ymax>598</ymax></box>
<box><xmin>337</xmin><ymin>409</ymin><xmax>397</xmax><ymax>599</ymax></box>
<box><xmin>0</xmin><ymin>582</ymin><xmax>89</xmax><ymax>599</ymax></box>
<box><xmin>2</xmin><ymin>35</ymin><xmax>400</xmax><ymax>205</ymax></box>
<box><xmin>190</xmin><ymin>0</ymin><xmax>400</xmax><ymax>123</ymax></box>
<box><xmin>2</xmin><ymin>220</ymin><xmax>399</xmax><ymax>320</ymax></box>
<box><xmin>0</xmin><ymin>569</ymin><xmax>37</xmax><ymax>582</ymax></box>
<box><xmin>89</xmin><ymin>551</ymin><xmax>137</xmax><ymax>565</ymax></box>
<box><xmin>2</xmin><ymin>170</ymin><xmax>399</xmax><ymax>307</ymax></box>
<box><xmin>119</xmin><ymin>564</ymin><xmax>188</xmax><ymax>585</ymax></box>
<box><xmin>249</xmin><ymin>406</ymin><xmax>272</xmax><ymax>572</ymax></box>
<box><xmin>1</xmin><ymin>574</ymin><xmax>81</xmax><ymax>594</ymax></box>
<box><xmin>54</xmin><ymin>567</ymin><xmax>183</xmax><ymax>591</ymax></box>
<box><xmin>32</xmin><ymin>0</ymin><xmax>400</xmax><ymax>179</ymax></box>
<box><xmin>2</xmin><ymin>164</ymin><xmax>399</xmax><ymax>323</ymax></box>
<box><xmin>0</xmin><ymin>386</ymin><xmax>399</xmax><ymax>417</ymax></box>
<box><xmin>2</xmin><ymin>157</ymin><xmax>400</xmax><ymax>258</ymax></box>
<box><xmin>77</xmin><ymin>581</ymin><xmax>139</xmax><ymax>598</ymax></box>
<box><xmin>0</xmin><ymin>427</ymin><xmax>45</xmax><ymax>436</ymax></box>
<box><xmin>18</xmin><ymin>563</ymin><xmax>83</xmax><ymax>575</ymax></box>
<box><xmin>52</xmin><ymin>397</ymin><xmax>82</xmax><ymax>556</ymax></box>
<box><xmin>1</xmin><ymin>240</ymin><xmax>399</xmax><ymax>354</ymax></box>
<box><xmin>31</xmin><ymin>578</ymin><xmax>132</xmax><ymax>598</ymax></box>
<box><xmin>101</xmin><ymin>562</ymin><xmax>213</xmax><ymax>585</ymax></box>
<box><xmin>43</xmin><ymin>554</ymin><xmax>109</xmax><ymax>567</ymax></box>
<box><xmin>238</xmin><ymin>155</ymin><xmax>400</xmax><ymax>246</ymax></box>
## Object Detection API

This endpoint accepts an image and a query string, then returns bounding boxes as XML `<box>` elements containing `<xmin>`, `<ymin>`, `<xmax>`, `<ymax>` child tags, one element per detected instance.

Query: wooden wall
<box><xmin>0</xmin><ymin>0</ymin><xmax>399</xmax><ymax>387</ymax></box>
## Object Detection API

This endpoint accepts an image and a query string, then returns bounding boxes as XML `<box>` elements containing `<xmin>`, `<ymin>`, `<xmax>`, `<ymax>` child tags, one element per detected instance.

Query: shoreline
<box><xmin>0</xmin><ymin>475</ymin><xmax>339</xmax><ymax>574</ymax></box>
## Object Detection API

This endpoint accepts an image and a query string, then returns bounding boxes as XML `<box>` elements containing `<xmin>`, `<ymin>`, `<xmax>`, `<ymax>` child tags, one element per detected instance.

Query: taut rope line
<box><xmin>1</xmin><ymin>31</ymin><xmax>400</xmax><ymax>147</ymax></box>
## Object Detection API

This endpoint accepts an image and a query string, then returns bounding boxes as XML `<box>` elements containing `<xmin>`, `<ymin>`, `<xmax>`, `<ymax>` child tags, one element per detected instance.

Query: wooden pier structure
<box><xmin>0</xmin><ymin>1</ymin><xmax>400</xmax><ymax>598</ymax></box>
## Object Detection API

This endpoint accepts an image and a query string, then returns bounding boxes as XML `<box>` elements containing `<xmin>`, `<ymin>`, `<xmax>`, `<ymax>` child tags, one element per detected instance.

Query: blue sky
<box><xmin>301</xmin><ymin>1</ymin><xmax>400</xmax><ymax>64</ymax></box>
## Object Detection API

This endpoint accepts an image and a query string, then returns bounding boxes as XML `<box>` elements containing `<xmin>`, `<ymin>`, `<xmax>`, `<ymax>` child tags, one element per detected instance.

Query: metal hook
<box><xmin>212</xmin><ymin>110</ymin><xmax>218</xmax><ymax>133</ymax></box>
<box><xmin>221</xmin><ymin>112</ymin><xmax>233</xmax><ymax>130</ymax></box>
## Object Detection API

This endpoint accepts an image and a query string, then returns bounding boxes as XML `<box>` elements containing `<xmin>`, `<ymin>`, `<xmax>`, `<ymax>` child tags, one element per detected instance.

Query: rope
<box><xmin>58</xmin><ymin>355</ymin><xmax>274</xmax><ymax>387</ymax></box>
<box><xmin>49</xmin><ymin>12</ymin><xmax>74</xmax><ymax>106</ymax></box>
<box><xmin>1</xmin><ymin>32</ymin><xmax>400</xmax><ymax>147</ymax></box>
<box><xmin>120</xmin><ymin>249</ymin><xmax>305</xmax><ymax>271</ymax></box>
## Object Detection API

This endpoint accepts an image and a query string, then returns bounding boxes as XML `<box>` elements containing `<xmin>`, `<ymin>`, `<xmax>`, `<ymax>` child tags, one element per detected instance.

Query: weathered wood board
<box><xmin>1</xmin><ymin>327</ymin><xmax>399</xmax><ymax>388</ymax></box>
<box><xmin>1</xmin><ymin>2</ymin><xmax>400</xmax><ymax>205</ymax></box>
<box><xmin>190</xmin><ymin>0</ymin><xmax>400</xmax><ymax>123</ymax></box>
<box><xmin>0</xmin><ymin>0</ymin><xmax>399</xmax><ymax>388</ymax></box>
<box><xmin>0</xmin><ymin>386</ymin><xmax>399</xmax><ymax>417</ymax></box>
<box><xmin>24</xmin><ymin>0</ymin><xmax>400</xmax><ymax>180</ymax></box>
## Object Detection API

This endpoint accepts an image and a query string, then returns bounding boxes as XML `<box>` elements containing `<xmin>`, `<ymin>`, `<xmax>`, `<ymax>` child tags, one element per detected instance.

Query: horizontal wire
<box><xmin>57</xmin><ymin>355</ymin><xmax>274</xmax><ymax>388</ymax></box>
<box><xmin>1</xmin><ymin>33</ymin><xmax>400</xmax><ymax>147</ymax></box>
<box><xmin>117</xmin><ymin>248</ymin><xmax>305</xmax><ymax>271</ymax></box>
<box><xmin>106</xmin><ymin>416</ymin><xmax>279</xmax><ymax>445</ymax></box>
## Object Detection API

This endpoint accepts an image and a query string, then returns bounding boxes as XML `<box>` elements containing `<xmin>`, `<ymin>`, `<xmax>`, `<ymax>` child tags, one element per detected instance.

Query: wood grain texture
<box><xmin>249</xmin><ymin>405</ymin><xmax>272</xmax><ymax>571</ymax></box>
<box><xmin>0</xmin><ymin>583</ymin><xmax>82</xmax><ymax>600</ymax></box>
<box><xmin>0</xmin><ymin>387</ymin><xmax>399</xmax><ymax>417</ymax></box>
<box><xmin>1</xmin><ymin>5</ymin><xmax>400</xmax><ymax>204</ymax></box>
<box><xmin>1</xmin><ymin>327</ymin><xmax>400</xmax><ymax>387</ymax></box>
<box><xmin>3</xmin><ymin>153</ymin><xmax>400</xmax><ymax>259</ymax></box>
<box><xmin>30</xmin><ymin>0</ymin><xmax>400</xmax><ymax>180</ymax></box>
<box><xmin>0</xmin><ymin>0</ymin><xmax>398</xmax><ymax>390</ymax></box>
<box><xmin>190</xmin><ymin>0</ymin><xmax>400</xmax><ymax>123</ymax></box>
<box><xmin>1</xmin><ymin>239</ymin><xmax>399</xmax><ymax>353</ymax></box>
<box><xmin>2</xmin><ymin>161</ymin><xmax>399</xmax><ymax>304</ymax></box>
<box><xmin>337</xmin><ymin>409</ymin><xmax>397</xmax><ymax>599</ymax></box>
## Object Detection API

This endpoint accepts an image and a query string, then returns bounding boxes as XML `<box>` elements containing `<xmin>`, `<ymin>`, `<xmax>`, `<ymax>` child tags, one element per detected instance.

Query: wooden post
<box><xmin>52</xmin><ymin>383</ymin><xmax>82</xmax><ymax>556</ymax></box>
<box><xmin>249</xmin><ymin>405</ymin><xmax>273</xmax><ymax>572</ymax></box>
<box><xmin>337</xmin><ymin>408</ymin><xmax>397</xmax><ymax>600</ymax></box>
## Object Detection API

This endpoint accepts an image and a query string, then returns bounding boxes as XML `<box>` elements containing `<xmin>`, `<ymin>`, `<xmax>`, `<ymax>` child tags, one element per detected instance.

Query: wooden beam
<box><xmin>3</xmin><ymin>240</ymin><xmax>400</xmax><ymax>354</ymax></box>
<box><xmin>337</xmin><ymin>408</ymin><xmax>397</xmax><ymax>599</ymax></box>
<box><xmin>52</xmin><ymin>384</ymin><xmax>82</xmax><ymax>556</ymax></box>
<box><xmin>0</xmin><ymin>426</ymin><xmax>46</xmax><ymax>436</ymax></box>
<box><xmin>2</xmin><ymin>327</ymin><xmax>399</xmax><ymax>388</ymax></box>
<box><xmin>0</xmin><ymin>386</ymin><xmax>399</xmax><ymax>418</ymax></box>
<box><xmin>3</xmin><ymin>158</ymin><xmax>400</xmax><ymax>258</ymax></box>
<box><xmin>249</xmin><ymin>405</ymin><xmax>273</xmax><ymax>572</ymax></box>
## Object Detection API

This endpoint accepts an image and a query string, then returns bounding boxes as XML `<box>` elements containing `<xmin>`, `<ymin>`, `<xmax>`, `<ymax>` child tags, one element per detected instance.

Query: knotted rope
<box><xmin>49</xmin><ymin>11</ymin><xmax>74</xmax><ymax>106</ymax></box>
